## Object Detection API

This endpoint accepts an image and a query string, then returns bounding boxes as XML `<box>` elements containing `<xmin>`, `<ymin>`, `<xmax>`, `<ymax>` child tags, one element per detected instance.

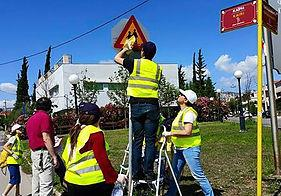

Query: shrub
<box><xmin>100</xmin><ymin>103</ymin><xmax>128</xmax><ymax>130</ymax></box>
<box><xmin>195</xmin><ymin>97</ymin><xmax>230</xmax><ymax>122</ymax></box>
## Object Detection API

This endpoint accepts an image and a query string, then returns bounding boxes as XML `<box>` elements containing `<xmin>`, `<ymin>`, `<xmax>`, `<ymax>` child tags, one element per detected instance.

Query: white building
<box><xmin>36</xmin><ymin>55</ymin><xmax>179</xmax><ymax>113</ymax></box>
<box><xmin>263</xmin><ymin>80</ymin><xmax>281</xmax><ymax>111</ymax></box>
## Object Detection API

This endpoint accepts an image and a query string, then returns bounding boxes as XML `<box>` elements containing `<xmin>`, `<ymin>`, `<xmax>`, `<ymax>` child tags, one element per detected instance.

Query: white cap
<box><xmin>11</xmin><ymin>124</ymin><xmax>22</xmax><ymax>132</ymax></box>
<box><xmin>179</xmin><ymin>89</ymin><xmax>198</xmax><ymax>104</ymax></box>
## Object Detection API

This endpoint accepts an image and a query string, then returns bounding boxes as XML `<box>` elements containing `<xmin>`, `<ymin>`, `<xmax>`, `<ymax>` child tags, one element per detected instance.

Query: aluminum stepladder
<box><xmin>119</xmin><ymin>125</ymin><xmax>182</xmax><ymax>196</ymax></box>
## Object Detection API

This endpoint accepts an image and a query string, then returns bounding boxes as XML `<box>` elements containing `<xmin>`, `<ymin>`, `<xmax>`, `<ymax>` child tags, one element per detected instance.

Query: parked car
<box><xmin>262</xmin><ymin>111</ymin><xmax>270</xmax><ymax>118</ymax></box>
<box><xmin>243</xmin><ymin>111</ymin><xmax>253</xmax><ymax>118</ymax></box>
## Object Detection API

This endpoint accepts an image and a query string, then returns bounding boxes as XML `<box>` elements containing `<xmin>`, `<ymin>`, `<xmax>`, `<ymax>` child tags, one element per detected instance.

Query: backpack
<box><xmin>0</xmin><ymin>148</ymin><xmax>9</xmax><ymax>175</ymax></box>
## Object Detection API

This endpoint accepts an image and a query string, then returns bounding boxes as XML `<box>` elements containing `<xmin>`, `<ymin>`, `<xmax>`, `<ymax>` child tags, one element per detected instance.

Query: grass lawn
<box><xmin>21</xmin><ymin>121</ymin><xmax>281</xmax><ymax>195</ymax></box>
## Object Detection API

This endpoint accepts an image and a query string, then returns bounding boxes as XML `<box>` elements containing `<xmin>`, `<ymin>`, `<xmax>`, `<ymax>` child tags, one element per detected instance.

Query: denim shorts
<box><xmin>8</xmin><ymin>164</ymin><xmax>21</xmax><ymax>185</ymax></box>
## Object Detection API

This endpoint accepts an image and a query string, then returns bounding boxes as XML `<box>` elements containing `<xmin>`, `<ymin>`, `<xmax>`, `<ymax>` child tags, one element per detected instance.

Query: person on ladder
<box><xmin>114</xmin><ymin>41</ymin><xmax>163</xmax><ymax>182</ymax></box>
<box><xmin>163</xmin><ymin>89</ymin><xmax>214</xmax><ymax>196</ymax></box>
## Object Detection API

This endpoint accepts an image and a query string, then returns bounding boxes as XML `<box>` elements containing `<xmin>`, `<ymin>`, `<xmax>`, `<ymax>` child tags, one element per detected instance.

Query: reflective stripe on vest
<box><xmin>127</xmin><ymin>59</ymin><xmax>162</xmax><ymax>98</ymax></box>
<box><xmin>76</xmin><ymin>165</ymin><xmax>101</xmax><ymax>175</ymax></box>
<box><xmin>171</xmin><ymin>107</ymin><xmax>201</xmax><ymax>148</ymax></box>
<box><xmin>62</xmin><ymin>125</ymin><xmax>110</xmax><ymax>185</ymax></box>
<box><xmin>7</xmin><ymin>135</ymin><xmax>22</xmax><ymax>165</ymax></box>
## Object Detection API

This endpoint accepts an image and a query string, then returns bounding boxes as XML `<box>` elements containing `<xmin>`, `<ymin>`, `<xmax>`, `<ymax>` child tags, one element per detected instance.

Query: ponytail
<box><xmin>68</xmin><ymin>123</ymin><xmax>82</xmax><ymax>161</ymax></box>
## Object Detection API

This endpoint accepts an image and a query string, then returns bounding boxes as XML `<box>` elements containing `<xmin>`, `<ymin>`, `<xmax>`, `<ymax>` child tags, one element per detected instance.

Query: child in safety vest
<box><xmin>2</xmin><ymin>124</ymin><xmax>24</xmax><ymax>196</ymax></box>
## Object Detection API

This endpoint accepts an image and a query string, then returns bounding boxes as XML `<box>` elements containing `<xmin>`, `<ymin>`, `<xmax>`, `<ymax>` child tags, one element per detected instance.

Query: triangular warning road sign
<box><xmin>114</xmin><ymin>15</ymin><xmax>148</xmax><ymax>49</ymax></box>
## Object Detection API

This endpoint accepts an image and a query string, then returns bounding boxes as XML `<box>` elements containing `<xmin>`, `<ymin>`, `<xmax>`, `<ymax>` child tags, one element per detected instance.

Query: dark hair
<box><xmin>186</xmin><ymin>101</ymin><xmax>193</xmax><ymax>107</ymax></box>
<box><xmin>68</xmin><ymin>113</ymin><xmax>101</xmax><ymax>161</ymax></box>
<box><xmin>36</xmin><ymin>97</ymin><xmax>52</xmax><ymax>111</ymax></box>
<box><xmin>142</xmin><ymin>41</ymin><xmax>156</xmax><ymax>60</ymax></box>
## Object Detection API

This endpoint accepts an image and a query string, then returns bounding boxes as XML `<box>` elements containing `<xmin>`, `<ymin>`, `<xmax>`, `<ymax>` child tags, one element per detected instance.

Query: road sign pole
<box><xmin>128</xmin><ymin>104</ymin><xmax>133</xmax><ymax>196</ymax></box>
<box><xmin>263</xmin><ymin>26</ymin><xmax>281</xmax><ymax>176</ymax></box>
<box><xmin>257</xmin><ymin>0</ymin><xmax>263</xmax><ymax>195</ymax></box>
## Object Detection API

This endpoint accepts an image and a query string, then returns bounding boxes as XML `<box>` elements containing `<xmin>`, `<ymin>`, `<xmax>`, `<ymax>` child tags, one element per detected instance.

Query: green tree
<box><xmin>74</xmin><ymin>70</ymin><xmax>99</xmax><ymax>104</ymax></box>
<box><xmin>204</xmin><ymin>77</ymin><xmax>216</xmax><ymax>98</ymax></box>
<box><xmin>159</xmin><ymin>74</ymin><xmax>178</xmax><ymax>118</ymax></box>
<box><xmin>196</xmin><ymin>49</ymin><xmax>207</xmax><ymax>87</ymax></box>
<box><xmin>107</xmin><ymin>66</ymin><xmax>129</xmax><ymax>108</ymax></box>
<box><xmin>178</xmin><ymin>64</ymin><xmax>186</xmax><ymax>90</ymax></box>
<box><xmin>189</xmin><ymin>49</ymin><xmax>213</xmax><ymax>97</ymax></box>
<box><xmin>192</xmin><ymin>52</ymin><xmax>197</xmax><ymax>83</ymax></box>
<box><xmin>32</xmin><ymin>83</ymin><xmax>36</xmax><ymax>103</ymax></box>
<box><xmin>107</xmin><ymin>66</ymin><xmax>129</xmax><ymax>128</ymax></box>
<box><xmin>228</xmin><ymin>98</ymin><xmax>238</xmax><ymax>114</ymax></box>
<box><xmin>159</xmin><ymin>74</ymin><xmax>178</xmax><ymax>107</ymax></box>
<box><xmin>44</xmin><ymin>46</ymin><xmax>51</xmax><ymax>75</ymax></box>
<box><xmin>38</xmin><ymin>69</ymin><xmax>42</xmax><ymax>79</ymax></box>
<box><xmin>15</xmin><ymin>57</ymin><xmax>29</xmax><ymax>108</ymax></box>
<box><xmin>189</xmin><ymin>52</ymin><xmax>199</xmax><ymax>92</ymax></box>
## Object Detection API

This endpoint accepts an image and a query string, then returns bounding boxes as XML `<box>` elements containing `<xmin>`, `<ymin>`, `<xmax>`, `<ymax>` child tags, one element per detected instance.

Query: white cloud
<box><xmin>215</xmin><ymin>54</ymin><xmax>257</xmax><ymax>74</ymax></box>
<box><xmin>98</xmin><ymin>59</ymin><xmax>114</xmax><ymax>64</ymax></box>
<box><xmin>219</xmin><ymin>77</ymin><xmax>237</xmax><ymax>89</ymax></box>
<box><xmin>0</xmin><ymin>100</ymin><xmax>15</xmax><ymax>108</ymax></box>
<box><xmin>0</xmin><ymin>83</ymin><xmax>17</xmax><ymax>94</ymax></box>
<box><xmin>182</xmin><ymin>65</ymin><xmax>211</xmax><ymax>83</ymax></box>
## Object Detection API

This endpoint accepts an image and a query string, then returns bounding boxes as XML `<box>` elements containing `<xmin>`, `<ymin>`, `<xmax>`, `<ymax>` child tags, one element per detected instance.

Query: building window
<box><xmin>49</xmin><ymin>85</ymin><xmax>59</xmax><ymax>97</ymax></box>
<box><xmin>103</xmin><ymin>83</ymin><xmax>108</xmax><ymax>90</ymax></box>
<box><xmin>108</xmin><ymin>83</ymin><xmax>124</xmax><ymax>90</ymax></box>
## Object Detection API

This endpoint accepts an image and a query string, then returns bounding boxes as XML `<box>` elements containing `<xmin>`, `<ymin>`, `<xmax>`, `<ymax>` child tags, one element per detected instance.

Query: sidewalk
<box><xmin>1</xmin><ymin>130</ymin><xmax>32</xmax><ymax>196</ymax></box>
<box><xmin>0</xmin><ymin>167</ymin><xmax>32</xmax><ymax>196</ymax></box>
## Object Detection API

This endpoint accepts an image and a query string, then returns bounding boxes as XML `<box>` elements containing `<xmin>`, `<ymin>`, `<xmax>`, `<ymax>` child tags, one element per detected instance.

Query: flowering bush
<box><xmin>195</xmin><ymin>97</ymin><xmax>229</xmax><ymax>122</ymax></box>
<box><xmin>100</xmin><ymin>103</ymin><xmax>128</xmax><ymax>130</ymax></box>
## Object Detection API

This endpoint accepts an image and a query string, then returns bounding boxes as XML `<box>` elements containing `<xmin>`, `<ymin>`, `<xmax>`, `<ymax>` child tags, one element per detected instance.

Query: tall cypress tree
<box><xmin>196</xmin><ymin>49</ymin><xmax>207</xmax><ymax>87</ymax></box>
<box><xmin>192</xmin><ymin>52</ymin><xmax>197</xmax><ymax>83</ymax></box>
<box><xmin>204</xmin><ymin>77</ymin><xmax>216</xmax><ymax>98</ymax></box>
<box><xmin>15</xmin><ymin>57</ymin><xmax>29</xmax><ymax>107</ymax></box>
<box><xmin>38</xmin><ymin>69</ymin><xmax>42</xmax><ymax>79</ymax></box>
<box><xmin>178</xmin><ymin>64</ymin><xmax>186</xmax><ymax>90</ymax></box>
<box><xmin>32</xmin><ymin>83</ymin><xmax>36</xmax><ymax>102</ymax></box>
<box><xmin>189</xmin><ymin>52</ymin><xmax>199</xmax><ymax>92</ymax></box>
<box><xmin>44</xmin><ymin>46</ymin><xmax>51</xmax><ymax>75</ymax></box>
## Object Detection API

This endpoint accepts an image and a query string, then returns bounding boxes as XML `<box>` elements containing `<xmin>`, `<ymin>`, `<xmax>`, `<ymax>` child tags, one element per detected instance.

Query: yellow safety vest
<box><xmin>171</xmin><ymin>107</ymin><xmax>201</xmax><ymax>148</ymax></box>
<box><xmin>6</xmin><ymin>135</ymin><xmax>23</xmax><ymax>165</ymax></box>
<box><xmin>127</xmin><ymin>59</ymin><xmax>162</xmax><ymax>98</ymax></box>
<box><xmin>62</xmin><ymin>125</ymin><xmax>110</xmax><ymax>185</ymax></box>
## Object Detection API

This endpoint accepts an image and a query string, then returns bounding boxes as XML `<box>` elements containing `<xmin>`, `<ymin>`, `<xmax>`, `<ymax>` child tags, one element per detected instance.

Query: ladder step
<box><xmin>125</xmin><ymin>150</ymin><xmax>129</xmax><ymax>153</ymax></box>
<box><xmin>133</xmin><ymin>178</ymin><xmax>164</xmax><ymax>185</ymax></box>
<box><xmin>120</xmin><ymin>165</ymin><xmax>128</xmax><ymax>170</ymax></box>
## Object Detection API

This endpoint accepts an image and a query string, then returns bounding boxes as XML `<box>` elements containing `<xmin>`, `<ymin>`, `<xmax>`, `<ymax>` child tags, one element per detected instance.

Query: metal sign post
<box><xmin>263</xmin><ymin>0</ymin><xmax>281</xmax><ymax>176</ymax></box>
<box><xmin>263</xmin><ymin>27</ymin><xmax>281</xmax><ymax>175</ymax></box>
<box><xmin>128</xmin><ymin>104</ymin><xmax>133</xmax><ymax>196</ymax></box>
<box><xmin>220</xmin><ymin>1</ymin><xmax>264</xmax><ymax>194</ymax></box>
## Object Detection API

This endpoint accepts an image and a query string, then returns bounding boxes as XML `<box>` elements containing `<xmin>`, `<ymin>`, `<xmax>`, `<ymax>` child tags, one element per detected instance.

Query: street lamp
<box><xmin>68</xmin><ymin>74</ymin><xmax>79</xmax><ymax>115</ymax></box>
<box><xmin>234</xmin><ymin>70</ymin><xmax>246</xmax><ymax>132</ymax></box>
<box><xmin>216</xmin><ymin>89</ymin><xmax>223</xmax><ymax>122</ymax></box>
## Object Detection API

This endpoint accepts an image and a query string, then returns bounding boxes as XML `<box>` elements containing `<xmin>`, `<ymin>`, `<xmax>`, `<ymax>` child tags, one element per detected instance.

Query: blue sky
<box><xmin>0</xmin><ymin>0</ymin><xmax>279</xmax><ymax>108</ymax></box>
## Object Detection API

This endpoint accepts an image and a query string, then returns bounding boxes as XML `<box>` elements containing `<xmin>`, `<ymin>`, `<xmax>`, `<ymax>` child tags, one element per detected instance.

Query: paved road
<box><xmin>227</xmin><ymin>116</ymin><xmax>281</xmax><ymax>128</ymax></box>
<box><xmin>0</xmin><ymin>131</ymin><xmax>32</xmax><ymax>196</ymax></box>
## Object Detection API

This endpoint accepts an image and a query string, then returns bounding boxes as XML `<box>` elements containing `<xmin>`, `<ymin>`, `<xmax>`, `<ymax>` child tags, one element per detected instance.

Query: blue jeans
<box><xmin>166</xmin><ymin>146</ymin><xmax>214</xmax><ymax>196</ymax></box>
<box><xmin>131</xmin><ymin>103</ymin><xmax>160</xmax><ymax>176</ymax></box>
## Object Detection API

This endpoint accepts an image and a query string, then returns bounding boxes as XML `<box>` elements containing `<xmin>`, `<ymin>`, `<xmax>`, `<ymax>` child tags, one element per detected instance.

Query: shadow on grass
<box><xmin>180</xmin><ymin>184</ymin><xmax>224</xmax><ymax>196</ymax></box>
<box><xmin>180</xmin><ymin>176</ymin><xmax>224</xmax><ymax>196</ymax></box>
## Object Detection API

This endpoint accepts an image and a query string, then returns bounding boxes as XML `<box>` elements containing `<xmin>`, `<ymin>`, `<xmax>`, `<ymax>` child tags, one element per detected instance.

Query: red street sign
<box><xmin>263</xmin><ymin>2</ymin><xmax>278</xmax><ymax>34</ymax></box>
<box><xmin>221</xmin><ymin>1</ymin><xmax>257</xmax><ymax>33</ymax></box>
